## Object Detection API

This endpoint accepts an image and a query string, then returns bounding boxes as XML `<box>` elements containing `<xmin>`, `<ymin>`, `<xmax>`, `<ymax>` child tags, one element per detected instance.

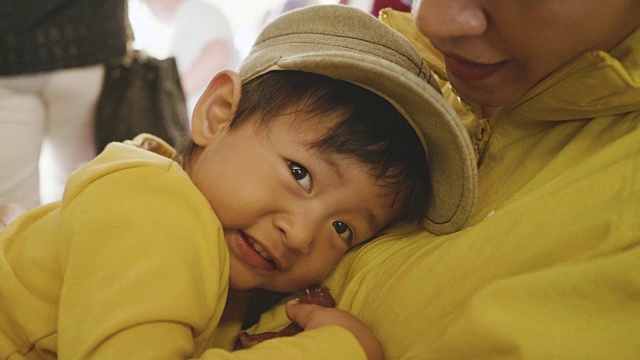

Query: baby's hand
<box><xmin>286</xmin><ymin>300</ymin><xmax>384</xmax><ymax>360</ymax></box>
<box><xmin>238</xmin><ymin>286</ymin><xmax>383</xmax><ymax>359</ymax></box>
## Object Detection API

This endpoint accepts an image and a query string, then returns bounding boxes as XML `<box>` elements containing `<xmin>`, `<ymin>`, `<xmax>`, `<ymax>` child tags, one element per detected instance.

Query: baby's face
<box><xmin>189</xmin><ymin>111</ymin><xmax>404</xmax><ymax>292</ymax></box>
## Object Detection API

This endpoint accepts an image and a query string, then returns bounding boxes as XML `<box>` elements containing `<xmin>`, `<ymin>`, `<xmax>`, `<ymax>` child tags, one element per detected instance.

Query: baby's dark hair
<box><xmin>176</xmin><ymin>70</ymin><xmax>430</xmax><ymax>224</ymax></box>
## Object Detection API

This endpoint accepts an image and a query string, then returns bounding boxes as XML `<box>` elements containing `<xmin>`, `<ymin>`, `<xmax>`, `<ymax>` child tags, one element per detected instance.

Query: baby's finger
<box><xmin>285</xmin><ymin>299</ymin><xmax>326</xmax><ymax>330</ymax></box>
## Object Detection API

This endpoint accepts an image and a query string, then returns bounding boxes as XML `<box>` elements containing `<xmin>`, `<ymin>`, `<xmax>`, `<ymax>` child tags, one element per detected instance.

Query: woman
<box><xmin>242</xmin><ymin>1</ymin><xmax>640</xmax><ymax>359</ymax></box>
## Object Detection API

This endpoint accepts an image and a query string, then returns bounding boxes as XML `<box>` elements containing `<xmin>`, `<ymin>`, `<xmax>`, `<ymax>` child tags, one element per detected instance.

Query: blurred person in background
<box><xmin>0</xmin><ymin>0</ymin><xmax>129</xmax><ymax>208</ymax></box>
<box><xmin>130</xmin><ymin>0</ymin><xmax>239</xmax><ymax>120</ymax></box>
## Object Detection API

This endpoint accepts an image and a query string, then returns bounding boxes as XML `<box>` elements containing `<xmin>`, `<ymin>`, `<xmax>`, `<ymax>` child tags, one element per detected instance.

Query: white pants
<box><xmin>0</xmin><ymin>65</ymin><xmax>104</xmax><ymax>208</ymax></box>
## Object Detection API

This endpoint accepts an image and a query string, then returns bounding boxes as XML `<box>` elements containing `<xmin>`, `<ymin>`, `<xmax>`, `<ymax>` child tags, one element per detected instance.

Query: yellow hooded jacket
<box><xmin>242</xmin><ymin>11</ymin><xmax>640</xmax><ymax>360</ymax></box>
<box><xmin>0</xmin><ymin>136</ymin><xmax>363</xmax><ymax>360</ymax></box>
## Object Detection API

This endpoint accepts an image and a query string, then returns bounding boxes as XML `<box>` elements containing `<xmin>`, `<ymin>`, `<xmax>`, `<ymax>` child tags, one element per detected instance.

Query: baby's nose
<box><xmin>415</xmin><ymin>0</ymin><xmax>488</xmax><ymax>41</ymax></box>
<box><xmin>274</xmin><ymin>212</ymin><xmax>321</xmax><ymax>255</ymax></box>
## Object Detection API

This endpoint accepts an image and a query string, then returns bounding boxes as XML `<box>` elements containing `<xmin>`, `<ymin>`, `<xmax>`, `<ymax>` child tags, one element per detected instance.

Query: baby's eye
<box><xmin>332</xmin><ymin>221</ymin><xmax>353</xmax><ymax>245</ymax></box>
<box><xmin>288</xmin><ymin>161</ymin><xmax>312</xmax><ymax>192</ymax></box>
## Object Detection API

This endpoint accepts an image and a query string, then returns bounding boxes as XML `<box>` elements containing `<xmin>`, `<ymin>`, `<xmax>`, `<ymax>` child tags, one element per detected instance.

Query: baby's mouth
<box><xmin>241</xmin><ymin>231</ymin><xmax>276</xmax><ymax>266</ymax></box>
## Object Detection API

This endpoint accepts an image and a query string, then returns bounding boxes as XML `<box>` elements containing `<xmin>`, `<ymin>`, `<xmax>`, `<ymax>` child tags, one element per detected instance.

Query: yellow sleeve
<box><xmin>57</xmin><ymin>163</ymin><xmax>229</xmax><ymax>359</ymax></box>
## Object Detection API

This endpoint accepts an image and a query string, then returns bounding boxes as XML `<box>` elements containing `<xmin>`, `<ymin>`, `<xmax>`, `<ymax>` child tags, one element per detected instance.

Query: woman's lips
<box><xmin>235</xmin><ymin>231</ymin><xmax>277</xmax><ymax>271</ymax></box>
<box><xmin>444</xmin><ymin>55</ymin><xmax>507</xmax><ymax>83</ymax></box>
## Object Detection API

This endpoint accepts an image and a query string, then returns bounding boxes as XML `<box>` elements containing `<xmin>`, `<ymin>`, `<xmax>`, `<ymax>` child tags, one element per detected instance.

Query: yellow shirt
<box><xmin>1</xmin><ymin>136</ymin><xmax>229</xmax><ymax>358</ymax></box>
<box><xmin>243</xmin><ymin>12</ymin><xmax>640</xmax><ymax>360</ymax></box>
<box><xmin>0</xmin><ymin>135</ymin><xmax>366</xmax><ymax>359</ymax></box>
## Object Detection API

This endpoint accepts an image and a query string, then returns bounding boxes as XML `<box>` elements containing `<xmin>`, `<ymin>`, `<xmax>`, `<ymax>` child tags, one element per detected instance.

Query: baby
<box><xmin>0</xmin><ymin>4</ymin><xmax>474</xmax><ymax>360</ymax></box>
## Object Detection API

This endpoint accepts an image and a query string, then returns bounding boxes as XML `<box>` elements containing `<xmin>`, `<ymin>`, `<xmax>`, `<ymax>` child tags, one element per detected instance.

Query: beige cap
<box><xmin>239</xmin><ymin>5</ymin><xmax>477</xmax><ymax>235</ymax></box>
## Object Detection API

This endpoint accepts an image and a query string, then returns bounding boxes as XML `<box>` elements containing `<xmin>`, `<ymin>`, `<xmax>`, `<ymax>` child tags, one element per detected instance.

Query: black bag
<box><xmin>95</xmin><ymin>50</ymin><xmax>190</xmax><ymax>152</ymax></box>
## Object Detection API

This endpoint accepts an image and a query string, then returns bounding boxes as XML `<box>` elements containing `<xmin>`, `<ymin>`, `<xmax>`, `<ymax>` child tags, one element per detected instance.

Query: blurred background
<box><xmin>128</xmin><ymin>0</ymin><xmax>340</xmax><ymax>63</ymax></box>
<box><xmin>1</xmin><ymin>0</ymin><xmax>413</xmax><ymax>208</ymax></box>
<box><xmin>127</xmin><ymin>0</ymin><xmax>342</xmax><ymax>119</ymax></box>
<box><xmin>127</xmin><ymin>0</ymin><xmax>412</xmax><ymax>119</ymax></box>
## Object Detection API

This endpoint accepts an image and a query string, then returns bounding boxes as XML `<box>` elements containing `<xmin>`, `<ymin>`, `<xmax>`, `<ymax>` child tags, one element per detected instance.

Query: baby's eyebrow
<box><xmin>312</xmin><ymin>149</ymin><xmax>344</xmax><ymax>179</ymax></box>
<box><xmin>311</xmin><ymin>148</ymin><xmax>383</xmax><ymax>231</ymax></box>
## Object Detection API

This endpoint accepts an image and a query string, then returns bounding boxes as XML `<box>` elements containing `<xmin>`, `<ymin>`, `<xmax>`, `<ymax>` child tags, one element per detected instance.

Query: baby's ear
<box><xmin>191</xmin><ymin>70</ymin><xmax>242</xmax><ymax>145</ymax></box>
